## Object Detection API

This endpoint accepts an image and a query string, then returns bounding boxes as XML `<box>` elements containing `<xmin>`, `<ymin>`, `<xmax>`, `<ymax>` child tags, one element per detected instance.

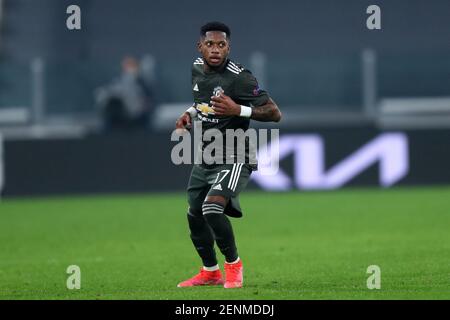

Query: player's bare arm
<box><xmin>248</xmin><ymin>98</ymin><xmax>281</xmax><ymax>122</ymax></box>
<box><xmin>210</xmin><ymin>93</ymin><xmax>282</xmax><ymax>122</ymax></box>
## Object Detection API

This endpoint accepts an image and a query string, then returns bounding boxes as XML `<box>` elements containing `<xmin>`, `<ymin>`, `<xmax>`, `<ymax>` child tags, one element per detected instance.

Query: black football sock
<box><xmin>202</xmin><ymin>202</ymin><xmax>239</xmax><ymax>263</ymax></box>
<box><xmin>187</xmin><ymin>210</ymin><xmax>218</xmax><ymax>267</ymax></box>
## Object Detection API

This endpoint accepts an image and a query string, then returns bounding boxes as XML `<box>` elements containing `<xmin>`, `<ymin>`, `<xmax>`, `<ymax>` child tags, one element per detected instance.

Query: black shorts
<box><xmin>187</xmin><ymin>163</ymin><xmax>253</xmax><ymax>218</ymax></box>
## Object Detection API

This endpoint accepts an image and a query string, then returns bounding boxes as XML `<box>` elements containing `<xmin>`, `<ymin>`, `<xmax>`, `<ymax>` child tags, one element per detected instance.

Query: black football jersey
<box><xmin>191</xmin><ymin>57</ymin><xmax>270</xmax><ymax>168</ymax></box>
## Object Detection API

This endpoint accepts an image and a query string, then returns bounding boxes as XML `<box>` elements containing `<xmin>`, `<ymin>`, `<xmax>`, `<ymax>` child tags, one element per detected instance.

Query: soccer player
<box><xmin>175</xmin><ymin>22</ymin><xmax>281</xmax><ymax>289</ymax></box>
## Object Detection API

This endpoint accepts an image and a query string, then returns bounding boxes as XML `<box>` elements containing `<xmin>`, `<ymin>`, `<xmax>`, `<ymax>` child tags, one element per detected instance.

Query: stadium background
<box><xmin>0</xmin><ymin>0</ymin><xmax>449</xmax><ymax>300</ymax></box>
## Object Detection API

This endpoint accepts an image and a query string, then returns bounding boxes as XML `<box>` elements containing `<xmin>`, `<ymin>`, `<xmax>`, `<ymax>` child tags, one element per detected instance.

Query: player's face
<box><xmin>198</xmin><ymin>31</ymin><xmax>230</xmax><ymax>68</ymax></box>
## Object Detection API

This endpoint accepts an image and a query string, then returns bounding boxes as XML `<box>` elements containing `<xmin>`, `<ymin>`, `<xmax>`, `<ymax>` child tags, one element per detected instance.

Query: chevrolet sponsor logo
<box><xmin>195</xmin><ymin>103</ymin><xmax>215</xmax><ymax>116</ymax></box>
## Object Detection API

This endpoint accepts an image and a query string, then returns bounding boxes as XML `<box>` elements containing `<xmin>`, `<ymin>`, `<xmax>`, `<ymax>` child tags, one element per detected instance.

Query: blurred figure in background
<box><xmin>95</xmin><ymin>56</ymin><xmax>154</xmax><ymax>131</ymax></box>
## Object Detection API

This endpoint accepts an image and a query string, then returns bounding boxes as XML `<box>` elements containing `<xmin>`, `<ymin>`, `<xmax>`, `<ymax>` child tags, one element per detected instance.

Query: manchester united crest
<box><xmin>213</xmin><ymin>86</ymin><xmax>224</xmax><ymax>97</ymax></box>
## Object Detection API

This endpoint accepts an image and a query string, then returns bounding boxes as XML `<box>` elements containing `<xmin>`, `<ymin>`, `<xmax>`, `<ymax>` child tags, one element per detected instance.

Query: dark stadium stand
<box><xmin>0</xmin><ymin>0</ymin><xmax>449</xmax><ymax>132</ymax></box>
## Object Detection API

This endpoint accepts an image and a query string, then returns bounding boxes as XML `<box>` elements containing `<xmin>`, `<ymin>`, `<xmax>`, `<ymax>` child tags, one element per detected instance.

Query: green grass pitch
<box><xmin>0</xmin><ymin>187</ymin><xmax>449</xmax><ymax>300</ymax></box>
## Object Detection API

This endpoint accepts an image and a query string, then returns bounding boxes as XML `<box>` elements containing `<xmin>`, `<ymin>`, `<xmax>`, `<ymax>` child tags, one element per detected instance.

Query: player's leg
<box><xmin>202</xmin><ymin>195</ymin><xmax>238</xmax><ymax>263</ymax></box>
<box><xmin>203</xmin><ymin>163</ymin><xmax>253</xmax><ymax>288</ymax></box>
<box><xmin>178</xmin><ymin>165</ymin><xmax>223</xmax><ymax>287</ymax></box>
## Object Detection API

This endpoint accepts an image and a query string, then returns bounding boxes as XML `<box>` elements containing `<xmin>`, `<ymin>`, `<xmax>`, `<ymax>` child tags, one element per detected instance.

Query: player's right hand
<box><xmin>175</xmin><ymin>112</ymin><xmax>192</xmax><ymax>134</ymax></box>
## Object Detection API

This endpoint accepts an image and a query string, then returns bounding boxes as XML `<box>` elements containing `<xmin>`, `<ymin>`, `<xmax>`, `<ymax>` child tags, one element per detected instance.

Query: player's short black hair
<box><xmin>200</xmin><ymin>21</ymin><xmax>231</xmax><ymax>39</ymax></box>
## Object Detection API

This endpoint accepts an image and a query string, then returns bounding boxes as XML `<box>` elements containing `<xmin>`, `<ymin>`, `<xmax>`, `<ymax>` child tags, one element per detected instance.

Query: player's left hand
<box><xmin>210</xmin><ymin>93</ymin><xmax>241</xmax><ymax>117</ymax></box>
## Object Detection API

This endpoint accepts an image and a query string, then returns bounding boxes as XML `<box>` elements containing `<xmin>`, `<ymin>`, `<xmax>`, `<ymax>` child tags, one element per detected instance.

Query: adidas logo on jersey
<box><xmin>194</xmin><ymin>58</ymin><xmax>204</xmax><ymax>65</ymax></box>
<box><xmin>212</xmin><ymin>184</ymin><xmax>223</xmax><ymax>191</ymax></box>
<box><xmin>226</xmin><ymin>61</ymin><xmax>244</xmax><ymax>75</ymax></box>
<box><xmin>193</xmin><ymin>84</ymin><xmax>199</xmax><ymax>91</ymax></box>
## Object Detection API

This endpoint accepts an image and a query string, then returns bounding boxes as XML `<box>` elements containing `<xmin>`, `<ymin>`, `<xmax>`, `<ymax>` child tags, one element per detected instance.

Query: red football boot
<box><xmin>177</xmin><ymin>268</ymin><xmax>224</xmax><ymax>287</ymax></box>
<box><xmin>224</xmin><ymin>260</ymin><xmax>243</xmax><ymax>289</ymax></box>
